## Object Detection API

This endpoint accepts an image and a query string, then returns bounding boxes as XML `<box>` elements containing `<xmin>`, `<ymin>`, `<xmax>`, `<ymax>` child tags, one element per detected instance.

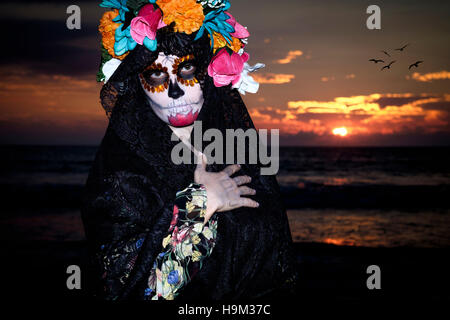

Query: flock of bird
<box><xmin>369</xmin><ymin>43</ymin><xmax>424</xmax><ymax>71</ymax></box>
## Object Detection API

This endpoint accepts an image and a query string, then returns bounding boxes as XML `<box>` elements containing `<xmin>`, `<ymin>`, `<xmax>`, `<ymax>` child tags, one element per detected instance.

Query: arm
<box><xmin>144</xmin><ymin>183</ymin><xmax>218</xmax><ymax>300</ymax></box>
<box><xmin>82</xmin><ymin>167</ymin><xmax>213</xmax><ymax>300</ymax></box>
<box><xmin>82</xmin><ymin>168</ymin><xmax>217</xmax><ymax>300</ymax></box>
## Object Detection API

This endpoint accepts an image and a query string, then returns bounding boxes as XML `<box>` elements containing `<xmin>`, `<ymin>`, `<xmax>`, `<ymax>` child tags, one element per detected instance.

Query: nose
<box><xmin>168</xmin><ymin>80</ymin><xmax>185</xmax><ymax>99</ymax></box>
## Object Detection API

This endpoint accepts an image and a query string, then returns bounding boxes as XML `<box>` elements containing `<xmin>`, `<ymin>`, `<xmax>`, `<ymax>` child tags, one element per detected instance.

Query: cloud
<box><xmin>0</xmin><ymin>65</ymin><xmax>106</xmax><ymax>144</ymax></box>
<box><xmin>275</xmin><ymin>50</ymin><xmax>303</xmax><ymax>64</ymax></box>
<box><xmin>252</xmin><ymin>73</ymin><xmax>295</xmax><ymax>84</ymax></box>
<box><xmin>287</xmin><ymin>93</ymin><xmax>443</xmax><ymax>115</ymax></box>
<box><xmin>321</xmin><ymin>74</ymin><xmax>354</xmax><ymax>82</ymax></box>
<box><xmin>249</xmin><ymin>107</ymin><xmax>328</xmax><ymax>136</ymax></box>
<box><xmin>248</xmin><ymin>93</ymin><xmax>450</xmax><ymax>138</ymax></box>
<box><xmin>0</xmin><ymin>65</ymin><xmax>102</xmax><ymax>121</ymax></box>
<box><xmin>0</xmin><ymin>4</ymin><xmax>102</xmax><ymax>77</ymax></box>
<box><xmin>320</xmin><ymin>76</ymin><xmax>335</xmax><ymax>82</ymax></box>
<box><xmin>0</xmin><ymin>66</ymin><xmax>97</xmax><ymax>96</ymax></box>
<box><xmin>0</xmin><ymin>2</ymin><xmax>102</xmax><ymax>25</ymax></box>
<box><xmin>408</xmin><ymin>71</ymin><xmax>450</xmax><ymax>82</ymax></box>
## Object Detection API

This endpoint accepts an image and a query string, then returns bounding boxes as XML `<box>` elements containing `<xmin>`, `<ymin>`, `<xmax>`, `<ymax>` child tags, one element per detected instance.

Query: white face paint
<box><xmin>140</xmin><ymin>52</ymin><xmax>204</xmax><ymax>127</ymax></box>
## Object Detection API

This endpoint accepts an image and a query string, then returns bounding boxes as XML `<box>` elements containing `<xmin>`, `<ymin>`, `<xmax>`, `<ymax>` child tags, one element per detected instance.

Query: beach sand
<box><xmin>1</xmin><ymin>207</ymin><xmax>449</xmax><ymax>304</ymax></box>
<box><xmin>3</xmin><ymin>240</ymin><xmax>449</xmax><ymax>304</ymax></box>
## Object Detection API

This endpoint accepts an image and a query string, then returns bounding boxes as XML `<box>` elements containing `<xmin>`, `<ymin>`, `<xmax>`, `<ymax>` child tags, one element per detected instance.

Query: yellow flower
<box><xmin>156</xmin><ymin>0</ymin><xmax>204</xmax><ymax>34</ymax></box>
<box><xmin>186</xmin><ymin>201</ymin><xmax>195</xmax><ymax>213</ymax></box>
<box><xmin>162</xmin><ymin>234</ymin><xmax>171</xmax><ymax>248</ymax></box>
<box><xmin>166</xmin><ymin>293</ymin><xmax>175</xmax><ymax>300</ymax></box>
<box><xmin>192</xmin><ymin>250</ymin><xmax>202</xmax><ymax>262</ymax></box>
<box><xmin>199</xmin><ymin>208</ymin><xmax>206</xmax><ymax>218</ymax></box>
<box><xmin>211</xmin><ymin>32</ymin><xmax>242</xmax><ymax>53</ymax></box>
<box><xmin>191</xmin><ymin>194</ymin><xmax>206</xmax><ymax>208</ymax></box>
<box><xmin>191</xmin><ymin>234</ymin><xmax>201</xmax><ymax>245</ymax></box>
<box><xmin>98</xmin><ymin>9</ymin><xmax>129</xmax><ymax>60</ymax></box>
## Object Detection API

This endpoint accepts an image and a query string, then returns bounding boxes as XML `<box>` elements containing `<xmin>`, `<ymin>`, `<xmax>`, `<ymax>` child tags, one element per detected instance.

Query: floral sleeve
<box><xmin>144</xmin><ymin>182</ymin><xmax>218</xmax><ymax>300</ymax></box>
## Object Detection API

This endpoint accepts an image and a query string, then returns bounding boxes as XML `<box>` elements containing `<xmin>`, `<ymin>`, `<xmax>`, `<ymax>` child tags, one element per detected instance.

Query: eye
<box><xmin>178</xmin><ymin>62</ymin><xmax>196</xmax><ymax>80</ymax></box>
<box><xmin>142</xmin><ymin>69</ymin><xmax>169</xmax><ymax>86</ymax></box>
<box><xmin>181</xmin><ymin>63</ymin><xmax>195</xmax><ymax>72</ymax></box>
<box><xmin>151</xmin><ymin>71</ymin><xmax>165</xmax><ymax>79</ymax></box>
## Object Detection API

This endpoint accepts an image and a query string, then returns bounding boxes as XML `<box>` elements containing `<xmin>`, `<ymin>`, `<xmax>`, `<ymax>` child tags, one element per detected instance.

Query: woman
<box><xmin>81</xmin><ymin>0</ymin><xmax>298</xmax><ymax>301</ymax></box>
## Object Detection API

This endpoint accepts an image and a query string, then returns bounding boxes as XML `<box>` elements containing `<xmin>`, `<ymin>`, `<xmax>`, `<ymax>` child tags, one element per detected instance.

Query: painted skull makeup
<box><xmin>140</xmin><ymin>52</ymin><xmax>204</xmax><ymax>127</ymax></box>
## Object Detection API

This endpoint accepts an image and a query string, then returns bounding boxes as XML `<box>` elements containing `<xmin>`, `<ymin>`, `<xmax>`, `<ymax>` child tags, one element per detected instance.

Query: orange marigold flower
<box><xmin>211</xmin><ymin>32</ymin><xmax>242</xmax><ymax>53</ymax></box>
<box><xmin>156</xmin><ymin>0</ymin><xmax>204</xmax><ymax>34</ymax></box>
<box><xmin>99</xmin><ymin>9</ymin><xmax>129</xmax><ymax>60</ymax></box>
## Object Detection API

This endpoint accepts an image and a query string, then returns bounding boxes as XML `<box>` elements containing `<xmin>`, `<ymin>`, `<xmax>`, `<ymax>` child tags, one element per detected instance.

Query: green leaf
<box><xmin>97</xmin><ymin>42</ymin><xmax>112</xmax><ymax>82</ymax></box>
<box><xmin>96</xmin><ymin>68</ymin><xmax>106</xmax><ymax>83</ymax></box>
<box><xmin>224</xmin><ymin>46</ymin><xmax>234</xmax><ymax>55</ymax></box>
<box><xmin>127</xmin><ymin>0</ymin><xmax>150</xmax><ymax>13</ymax></box>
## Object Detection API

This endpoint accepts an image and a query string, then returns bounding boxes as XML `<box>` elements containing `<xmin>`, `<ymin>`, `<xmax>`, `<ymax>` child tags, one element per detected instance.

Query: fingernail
<box><xmin>256</xmin><ymin>202</ymin><xmax>260</xmax><ymax>207</ymax></box>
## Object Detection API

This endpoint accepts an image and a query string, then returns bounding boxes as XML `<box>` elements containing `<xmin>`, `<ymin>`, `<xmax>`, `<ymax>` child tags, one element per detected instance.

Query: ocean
<box><xmin>1</xmin><ymin>145</ymin><xmax>449</xmax><ymax>248</ymax></box>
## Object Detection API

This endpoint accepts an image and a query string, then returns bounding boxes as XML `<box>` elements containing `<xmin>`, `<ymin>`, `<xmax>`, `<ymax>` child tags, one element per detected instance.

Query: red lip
<box><xmin>168</xmin><ymin>110</ymin><xmax>199</xmax><ymax>127</ymax></box>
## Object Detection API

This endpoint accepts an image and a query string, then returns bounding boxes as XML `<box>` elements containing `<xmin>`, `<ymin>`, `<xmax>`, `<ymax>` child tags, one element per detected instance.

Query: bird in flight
<box><xmin>381</xmin><ymin>61</ymin><xmax>396</xmax><ymax>70</ymax></box>
<box><xmin>369</xmin><ymin>58</ymin><xmax>384</xmax><ymax>64</ymax></box>
<box><xmin>395</xmin><ymin>43</ymin><xmax>410</xmax><ymax>52</ymax></box>
<box><xmin>409</xmin><ymin>60</ymin><xmax>424</xmax><ymax>69</ymax></box>
<box><xmin>381</xmin><ymin>50</ymin><xmax>391</xmax><ymax>57</ymax></box>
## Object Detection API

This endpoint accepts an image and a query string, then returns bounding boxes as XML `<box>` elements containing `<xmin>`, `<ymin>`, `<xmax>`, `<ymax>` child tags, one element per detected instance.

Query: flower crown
<box><xmin>97</xmin><ymin>0</ymin><xmax>264</xmax><ymax>95</ymax></box>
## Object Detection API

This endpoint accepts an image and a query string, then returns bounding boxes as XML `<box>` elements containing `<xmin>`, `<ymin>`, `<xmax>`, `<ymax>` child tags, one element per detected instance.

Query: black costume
<box><xmin>81</xmin><ymin>30</ymin><xmax>298</xmax><ymax>301</ymax></box>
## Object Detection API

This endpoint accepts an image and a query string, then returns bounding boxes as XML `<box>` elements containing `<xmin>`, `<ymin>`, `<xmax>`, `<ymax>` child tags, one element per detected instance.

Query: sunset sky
<box><xmin>0</xmin><ymin>0</ymin><xmax>449</xmax><ymax>146</ymax></box>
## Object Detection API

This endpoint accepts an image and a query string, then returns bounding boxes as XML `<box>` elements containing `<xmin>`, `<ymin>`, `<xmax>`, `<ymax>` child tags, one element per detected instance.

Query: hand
<box><xmin>194</xmin><ymin>152</ymin><xmax>259</xmax><ymax>223</ymax></box>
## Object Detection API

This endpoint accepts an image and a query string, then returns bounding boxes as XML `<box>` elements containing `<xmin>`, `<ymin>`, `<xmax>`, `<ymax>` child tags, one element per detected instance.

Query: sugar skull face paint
<box><xmin>140</xmin><ymin>52</ymin><xmax>204</xmax><ymax>127</ymax></box>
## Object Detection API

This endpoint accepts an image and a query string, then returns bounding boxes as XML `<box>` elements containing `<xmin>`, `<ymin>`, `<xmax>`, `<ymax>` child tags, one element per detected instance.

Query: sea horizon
<box><xmin>1</xmin><ymin>144</ymin><xmax>449</xmax><ymax>248</ymax></box>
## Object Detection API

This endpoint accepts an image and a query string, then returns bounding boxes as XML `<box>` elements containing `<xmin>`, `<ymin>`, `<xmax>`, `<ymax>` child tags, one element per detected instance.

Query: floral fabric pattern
<box><xmin>144</xmin><ymin>182</ymin><xmax>218</xmax><ymax>300</ymax></box>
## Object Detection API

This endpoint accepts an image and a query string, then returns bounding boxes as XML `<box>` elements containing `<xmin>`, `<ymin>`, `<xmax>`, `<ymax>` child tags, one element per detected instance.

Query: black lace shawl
<box><xmin>80</xmin><ymin>31</ymin><xmax>298</xmax><ymax>301</ymax></box>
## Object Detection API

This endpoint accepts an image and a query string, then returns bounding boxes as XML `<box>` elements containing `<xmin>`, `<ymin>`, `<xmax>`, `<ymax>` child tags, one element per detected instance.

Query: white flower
<box><xmin>202</xmin><ymin>226</ymin><xmax>213</xmax><ymax>240</ymax></box>
<box><xmin>102</xmin><ymin>58</ymin><xmax>121</xmax><ymax>83</ymax></box>
<box><xmin>193</xmin><ymin>222</ymin><xmax>204</xmax><ymax>233</ymax></box>
<box><xmin>241</xmin><ymin>27</ymin><xmax>249</xmax><ymax>45</ymax></box>
<box><xmin>176</xmin><ymin>242</ymin><xmax>193</xmax><ymax>258</ymax></box>
<box><xmin>232</xmin><ymin>62</ymin><xmax>265</xmax><ymax>95</ymax></box>
<box><xmin>197</xmin><ymin>0</ymin><xmax>227</xmax><ymax>9</ymax></box>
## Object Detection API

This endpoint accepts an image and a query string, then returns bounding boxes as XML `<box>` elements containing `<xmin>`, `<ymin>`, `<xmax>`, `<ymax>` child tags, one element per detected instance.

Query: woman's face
<box><xmin>140</xmin><ymin>52</ymin><xmax>204</xmax><ymax>127</ymax></box>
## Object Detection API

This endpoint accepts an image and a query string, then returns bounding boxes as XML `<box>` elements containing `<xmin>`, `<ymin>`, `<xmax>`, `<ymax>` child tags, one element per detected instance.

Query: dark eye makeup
<box><xmin>177</xmin><ymin>61</ymin><xmax>197</xmax><ymax>80</ymax></box>
<box><xmin>142</xmin><ymin>68</ymin><xmax>169</xmax><ymax>86</ymax></box>
<box><xmin>140</xmin><ymin>55</ymin><xmax>199</xmax><ymax>92</ymax></box>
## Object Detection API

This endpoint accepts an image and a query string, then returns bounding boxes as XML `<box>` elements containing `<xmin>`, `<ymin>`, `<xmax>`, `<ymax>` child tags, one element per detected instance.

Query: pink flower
<box><xmin>171</xmin><ymin>226</ymin><xmax>180</xmax><ymax>246</ymax></box>
<box><xmin>208</xmin><ymin>48</ymin><xmax>249</xmax><ymax>87</ymax></box>
<box><xmin>170</xmin><ymin>225</ymin><xmax>191</xmax><ymax>248</ymax></box>
<box><xmin>225</xmin><ymin>12</ymin><xmax>250</xmax><ymax>39</ymax></box>
<box><xmin>175</xmin><ymin>226</ymin><xmax>190</xmax><ymax>243</ymax></box>
<box><xmin>169</xmin><ymin>205</ymin><xmax>179</xmax><ymax>232</ymax></box>
<box><xmin>130</xmin><ymin>4</ymin><xmax>166</xmax><ymax>45</ymax></box>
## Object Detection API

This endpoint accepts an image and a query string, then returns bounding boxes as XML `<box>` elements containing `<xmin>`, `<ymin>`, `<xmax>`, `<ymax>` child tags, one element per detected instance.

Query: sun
<box><xmin>332</xmin><ymin>127</ymin><xmax>348</xmax><ymax>137</ymax></box>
